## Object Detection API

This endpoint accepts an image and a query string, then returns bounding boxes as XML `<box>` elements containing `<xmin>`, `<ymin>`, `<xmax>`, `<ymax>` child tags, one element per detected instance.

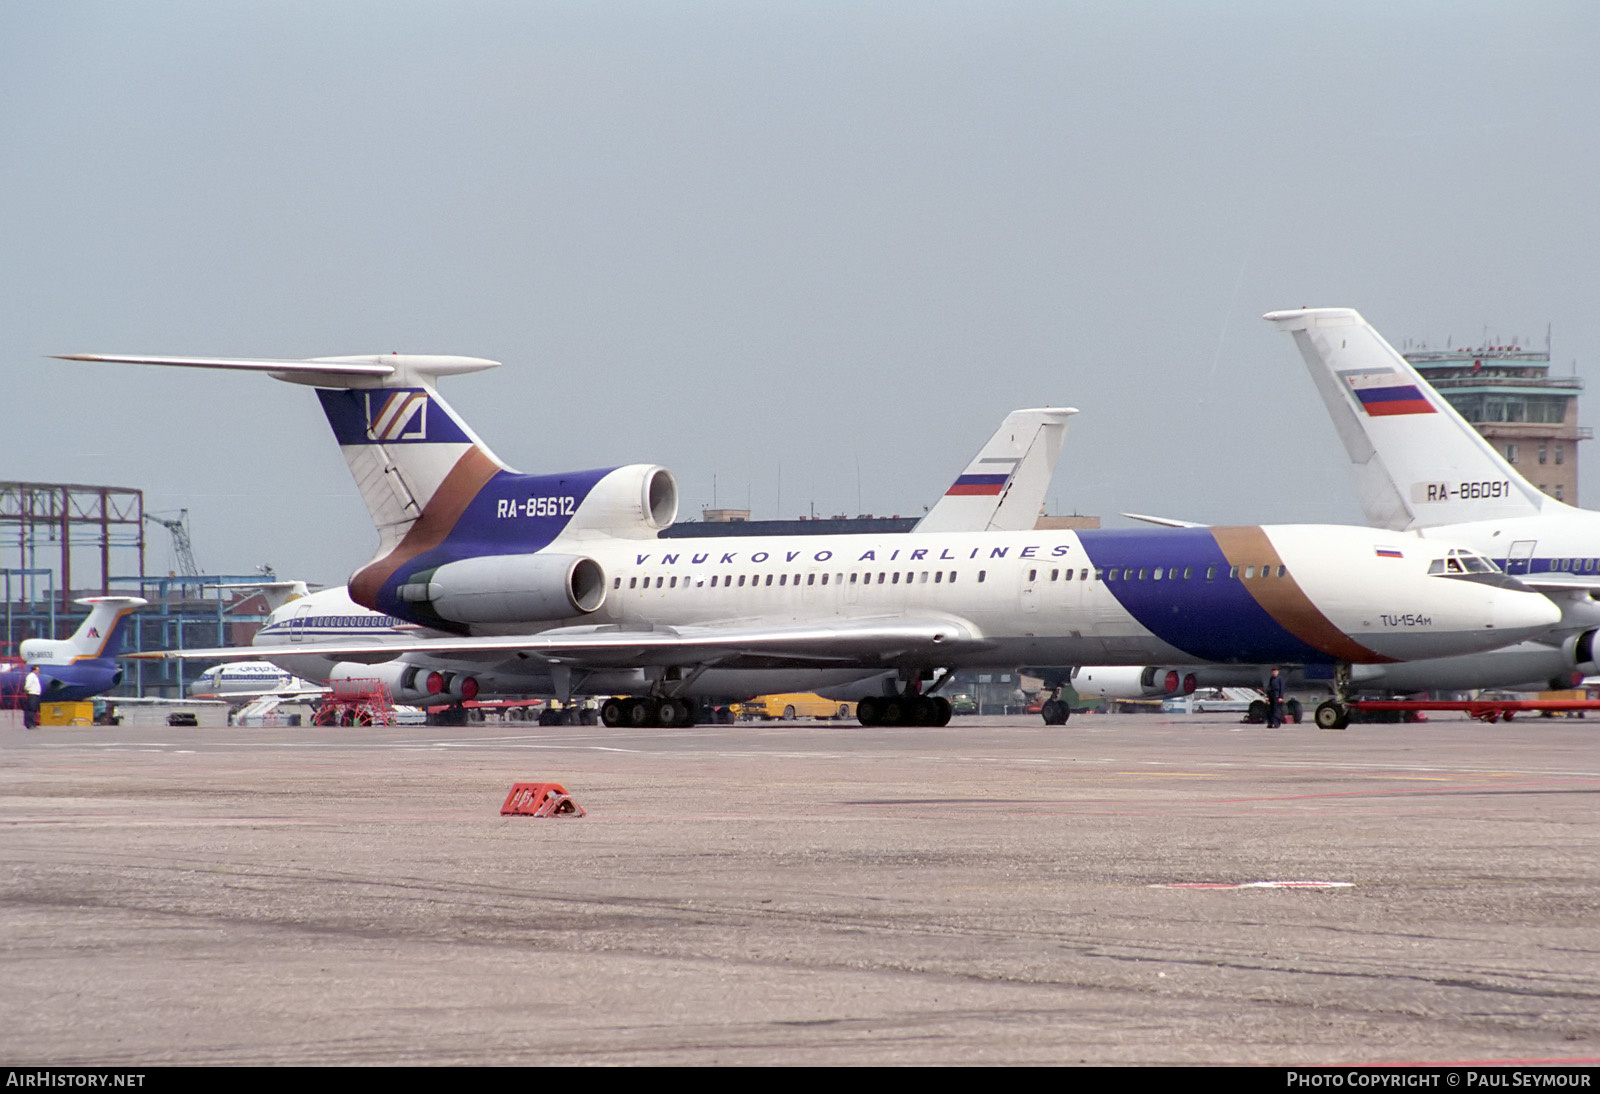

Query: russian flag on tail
<box><xmin>1338</xmin><ymin>368</ymin><xmax>1436</xmax><ymax>417</ymax></box>
<box><xmin>945</xmin><ymin>473</ymin><xmax>1010</xmax><ymax>496</ymax></box>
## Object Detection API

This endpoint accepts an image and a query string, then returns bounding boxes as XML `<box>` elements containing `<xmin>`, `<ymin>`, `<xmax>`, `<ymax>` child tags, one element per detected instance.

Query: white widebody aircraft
<box><xmin>1086</xmin><ymin>307</ymin><xmax>1600</xmax><ymax>727</ymax></box>
<box><xmin>64</xmin><ymin>349</ymin><xmax>1559</xmax><ymax>728</ymax></box>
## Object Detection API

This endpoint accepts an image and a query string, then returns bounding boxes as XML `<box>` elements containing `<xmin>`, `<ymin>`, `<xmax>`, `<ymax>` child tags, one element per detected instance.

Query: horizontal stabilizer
<box><xmin>1121</xmin><ymin>512</ymin><xmax>1205</xmax><ymax>529</ymax></box>
<box><xmin>54</xmin><ymin>353</ymin><xmax>500</xmax><ymax>389</ymax></box>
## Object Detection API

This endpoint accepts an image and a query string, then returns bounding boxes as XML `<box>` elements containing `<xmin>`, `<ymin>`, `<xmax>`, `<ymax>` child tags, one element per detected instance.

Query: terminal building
<box><xmin>1403</xmin><ymin>339</ymin><xmax>1589</xmax><ymax>505</ymax></box>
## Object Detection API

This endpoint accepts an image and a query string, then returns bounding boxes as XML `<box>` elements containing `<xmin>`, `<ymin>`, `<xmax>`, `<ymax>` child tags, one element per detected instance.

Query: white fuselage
<box><xmin>250</xmin><ymin>524</ymin><xmax>1556</xmax><ymax>703</ymax></box>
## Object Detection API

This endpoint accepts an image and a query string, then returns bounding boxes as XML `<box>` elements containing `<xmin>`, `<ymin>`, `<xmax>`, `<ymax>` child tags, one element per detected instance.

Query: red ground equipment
<box><xmin>501</xmin><ymin>782</ymin><xmax>586</xmax><ymax>817</ymax></box>
<box><xmin>1349</xmin><ymin>698</ymin><xmax>1600</xmax><ymax>724</ymax></box>
<box><xmin>312</xmin><ymin>677</ymin><xmax>398</xmax><ymax>727</ymax></box>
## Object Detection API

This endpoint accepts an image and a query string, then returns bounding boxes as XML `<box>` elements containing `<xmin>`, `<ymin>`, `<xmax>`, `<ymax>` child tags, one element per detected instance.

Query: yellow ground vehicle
<box><xmin>736</xmin><ymin>693</ymin><xmax>856</xmax><ymax>721</ymax></box>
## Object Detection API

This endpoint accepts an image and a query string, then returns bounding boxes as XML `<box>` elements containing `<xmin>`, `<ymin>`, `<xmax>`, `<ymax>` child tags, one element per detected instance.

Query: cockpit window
<box><xmin>1429</xmin><ymin>548</ymin><xmax>1502</xmax><ymax>576</ymax></box>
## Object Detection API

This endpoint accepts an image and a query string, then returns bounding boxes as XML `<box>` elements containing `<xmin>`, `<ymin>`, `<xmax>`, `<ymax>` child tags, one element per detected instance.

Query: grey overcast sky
<box><xmin>4</xmin><ymin>2</ymin><xmax>1598</xmax><ymax>587</ymax></box>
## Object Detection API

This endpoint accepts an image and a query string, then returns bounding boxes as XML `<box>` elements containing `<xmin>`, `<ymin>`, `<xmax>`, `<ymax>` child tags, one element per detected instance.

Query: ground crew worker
<box><xmin>22</xmin><ymin>666</ymin><xmax>43</xmax><ymax>729</ymax></box>
<box><xmin>1266</xmin><ymin>667</ymin><xmax>1285</xmax><ymax>729</ymax></box>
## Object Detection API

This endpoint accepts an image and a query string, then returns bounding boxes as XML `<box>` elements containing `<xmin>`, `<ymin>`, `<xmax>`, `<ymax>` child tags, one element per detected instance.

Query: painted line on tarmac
<box><xmin>1150</xmin><ymin>880</ymin><xmax>1354</xmax><ymax>890</ymax></box>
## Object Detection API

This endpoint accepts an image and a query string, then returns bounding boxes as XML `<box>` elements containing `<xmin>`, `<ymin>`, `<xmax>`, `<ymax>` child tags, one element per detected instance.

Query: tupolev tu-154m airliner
<box><xmin>62</xmin><ymin>350</ymin><xmax>1560</xmax><ymax>728</ymax></box>
<box><xmin>216</xmin><ymin>405</ymin><xmax>1079</xmax><ymax>717</ymax></box>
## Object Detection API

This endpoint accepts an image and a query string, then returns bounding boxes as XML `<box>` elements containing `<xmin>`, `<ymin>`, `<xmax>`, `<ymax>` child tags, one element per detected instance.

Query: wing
<box><xmin>1513</xmin><ymin>573</ymin><xmax>1600</xmax><ymax>593</ymax></box>
<box><xmin>131</xmin><ymin>616</ymin><xmax>996</xmax><ymax>671</ymax></box>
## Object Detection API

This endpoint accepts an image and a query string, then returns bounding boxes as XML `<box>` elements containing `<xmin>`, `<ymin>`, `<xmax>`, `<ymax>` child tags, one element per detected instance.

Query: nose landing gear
<box><xmin>1313</xmin><ymin>664</ymin><xmax>1353</xmax><ymax>730</ymax></box>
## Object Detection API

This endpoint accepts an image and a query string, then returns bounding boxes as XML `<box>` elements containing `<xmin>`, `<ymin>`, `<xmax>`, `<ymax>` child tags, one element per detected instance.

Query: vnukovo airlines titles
<box><xmin>63</xmin><ymin>350</ymin><xmax>1558</xmax><ymax>728</ymax></box>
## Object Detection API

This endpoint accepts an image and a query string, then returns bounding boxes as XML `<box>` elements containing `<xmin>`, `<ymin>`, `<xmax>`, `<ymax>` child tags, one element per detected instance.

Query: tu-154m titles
<box><xmin>61</xmin><ymin>349</ymin><xmax>1559</xmax><ymax>727</ymax></box>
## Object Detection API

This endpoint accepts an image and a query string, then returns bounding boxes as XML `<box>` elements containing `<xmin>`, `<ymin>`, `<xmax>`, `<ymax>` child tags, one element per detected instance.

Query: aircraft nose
<box><xmin>1495</xmin><ymin>588</ymin><xmax>1561</xmax><ymax>638</ymax></box>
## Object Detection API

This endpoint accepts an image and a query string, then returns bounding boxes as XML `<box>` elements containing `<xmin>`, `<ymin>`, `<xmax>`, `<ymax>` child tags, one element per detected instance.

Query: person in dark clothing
<box><xmin>1266</xmin><ymin>667</ymin><xmax>1286</xmax><ymax>728</ymax></box>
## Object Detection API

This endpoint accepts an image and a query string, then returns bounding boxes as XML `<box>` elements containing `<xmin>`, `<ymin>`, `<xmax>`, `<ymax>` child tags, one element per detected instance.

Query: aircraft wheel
<box><xmin>1041</xmin><ymin>699</ymin><xmax>1069</xmax><ymax>725</ymax></box>
<box><xmin>656</xmin><ymin>698</ymin><xmax>687</xmax><ymax>727</ymax></box>
<box><xmin>857</xmin><ymin>696</ymin><xmax>881</xmax><ymax>726</ymax></box>
<box><xmin>600</xmin><ymin>698</ymin><xmax>625</xmax><ymax>727</ymax></box>
<box><xmin>625</xmin><ymin>697</ymin><xmax>657</xmax><ymax>727</ymax></box>
<box><xmin>1246</xmin><ymin>699</ymin><xmax>1269</xmax><ymax>724</ymax></box>
<box><xmin>932</xmin><ymin>697</ymin><xmax>952</xmax><ymax>726</ymax></box>
<box><xmin>1314</xmin><ymin>701</ymin><xmax>1349</xmax><ymax>730</ymax></box>
<box><xmin>911</xmin><ymin>696</ymin><xmax>938</xmax><ymax>726</ymax></box>
<box><xmin>879</xmin><ymin>697</ymin><xmax>907</xmax><ymax>726</ymax></box>
<box><xmin>1286</xmin><ymin>698</ymin><xmax>1302</xmax><ymax>724</ymax></box>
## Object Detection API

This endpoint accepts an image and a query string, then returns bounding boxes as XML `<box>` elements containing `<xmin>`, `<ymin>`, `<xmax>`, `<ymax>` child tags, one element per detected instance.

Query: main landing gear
<box><xmin>599</xmin><ymin>695</ymin><xmax>700</xmax><ymax>728</ymax></box>
<box><xmin>1040</xmin><ymin>688</ymin><xmax>1070</xmax><ymax>726</ymax></box>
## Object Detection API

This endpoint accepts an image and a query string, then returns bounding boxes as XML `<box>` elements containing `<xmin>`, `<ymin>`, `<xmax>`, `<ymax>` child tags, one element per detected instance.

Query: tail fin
<box><xmin>66</xmin><ymin>597</ymin><xmax>146</xmax><ymax>660</ymax></box>
<box><xmin>915</xmin><ymin>407</ymin><xmax>1078</xmax><ymax>533</ymax></box>
<box><xmin>1263</xmin><ymin>309</ymin><xmax>1556</xmax><ymax>529</ymax></box>
<box><xmin>17</xmin><ymin>596</ymin><xmax>147</xmax><ymax>665</ymax></box>
<box><xmin>56</xmin><ymin>353</ymin><xmax>637</xmax><ymax>617</ymax></box>
<box><xmin>57</xmin><ymin>353</ymin><xmax>509</xmax><ymax>558</ymax></box>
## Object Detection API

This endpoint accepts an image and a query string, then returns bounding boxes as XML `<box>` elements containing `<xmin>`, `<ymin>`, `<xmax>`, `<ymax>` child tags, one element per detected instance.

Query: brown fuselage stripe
<box><xmin>1209</xmin><ymin>526</ymin><xmax>1393</xmax><ymax>664</ymax></box>
<box><xmin>350</xmin><ymin>446</ymin><xmax>502</xmax><ymax>609</ymax></box>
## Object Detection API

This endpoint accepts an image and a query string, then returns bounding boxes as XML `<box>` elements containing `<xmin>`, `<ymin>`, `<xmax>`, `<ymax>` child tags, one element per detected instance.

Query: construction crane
<box><xmin>144</xmin><ymin>509</ymin><xmax>200</xmax><ymax>577</ymax></box>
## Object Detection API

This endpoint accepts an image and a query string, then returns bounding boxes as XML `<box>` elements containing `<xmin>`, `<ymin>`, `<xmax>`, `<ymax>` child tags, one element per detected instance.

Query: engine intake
<box><xmin>417</xmin><ymin>553</ymin><xmax>606</xmax><ymax>625</ymax></box>
<box><xmin>1566</xmin><ymin>630</ymin><xmax>1600</xmax><ymax>677</ymax></box>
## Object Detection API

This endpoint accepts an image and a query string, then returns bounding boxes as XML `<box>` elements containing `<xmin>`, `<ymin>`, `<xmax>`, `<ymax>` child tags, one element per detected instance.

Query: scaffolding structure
<box><xmin>1</xmin><ymin>482</ymin><xmax>146</xmax><ymax>618</ymax></box>
<box><xmin>2</xmin><ymin>480</ymin><xmax>274</xmax><ymax>697</ymax></box>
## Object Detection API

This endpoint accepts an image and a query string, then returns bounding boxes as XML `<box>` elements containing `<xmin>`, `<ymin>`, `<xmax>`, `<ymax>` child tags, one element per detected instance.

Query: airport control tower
<box><xmin>1404</xmin><ymin>338</ymin><xmax>1589</xmax><ymax>506</ymax></box>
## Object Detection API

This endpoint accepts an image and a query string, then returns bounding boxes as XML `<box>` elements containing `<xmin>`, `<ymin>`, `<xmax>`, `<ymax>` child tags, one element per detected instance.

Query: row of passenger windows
<box><xmin>612</xmin><ymin>562</ymin><xmax>1291</xmax><ymax>591</ymax></box>
<box><xmin>279</xmin><ymin>615</ymin><xmax>403</xmax><ymax>628</ymax></box>
<box><xmin>1549</xmin><ymin>557</ymin><xmax>1600</xmax><ymax>572</ymax></box>
<box><xmin>617</xmin><ymin>570</ymin><xmax>983</xmax><ymax>590</ymax></box>
<box><xmin>1097</xmin><ymin>564</ymin><xmax>1286</xmax><ymax>581</ymax></box>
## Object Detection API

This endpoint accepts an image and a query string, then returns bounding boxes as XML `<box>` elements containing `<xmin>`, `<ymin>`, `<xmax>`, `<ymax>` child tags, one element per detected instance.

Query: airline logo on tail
<box><xmin>316</xmin><ymin>388</ymin><xmax>473</xmax><ymax>447</ymax></box>
<box><xmin>366</xmin><ymin>391</ymin><xmax>429</xmax><ymax>441</ymax></box>
<box><xmin>1338</xmin><ymin>368</ymin><xmax>1436</xmax><ymax>417</ymax></box>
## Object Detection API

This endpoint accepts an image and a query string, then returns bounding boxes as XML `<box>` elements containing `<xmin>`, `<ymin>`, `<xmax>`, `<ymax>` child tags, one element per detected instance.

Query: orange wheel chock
<box><xmin>501</xmin><ymin>782</ymin><xmax>586</xmax><ymax>817</ymax></box>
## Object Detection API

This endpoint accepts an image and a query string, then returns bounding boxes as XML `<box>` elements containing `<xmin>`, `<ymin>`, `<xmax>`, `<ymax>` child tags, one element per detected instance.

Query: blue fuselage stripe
<box><xmin>1077</xmin><ymin>529</ymin><xmax>1334</xmax><ymax>665</ymax></box>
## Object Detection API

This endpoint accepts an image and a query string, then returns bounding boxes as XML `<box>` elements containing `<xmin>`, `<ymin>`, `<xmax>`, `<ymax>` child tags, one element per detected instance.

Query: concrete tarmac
<box><xmin>2</xmin><ymin>707</ymin><xmax>1597</xmax><ymax>1066</ymax></box>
